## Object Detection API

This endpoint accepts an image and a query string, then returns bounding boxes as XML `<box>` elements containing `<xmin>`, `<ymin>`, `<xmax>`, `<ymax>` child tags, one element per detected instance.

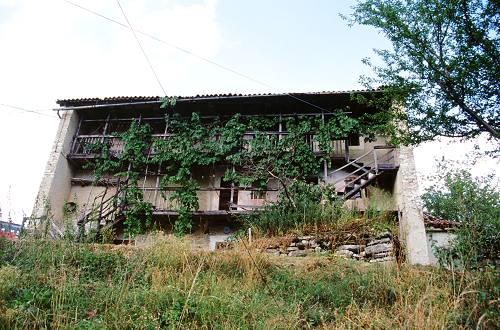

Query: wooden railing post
<box><xmin>70</xmin><ymin>117</ymin><xmax>83</xmax><ymax>155</ymax></box>
<box><xmin>344</xmin><ymin>139</ymin><xmax>349</xmax><ymax>162</ymax></box>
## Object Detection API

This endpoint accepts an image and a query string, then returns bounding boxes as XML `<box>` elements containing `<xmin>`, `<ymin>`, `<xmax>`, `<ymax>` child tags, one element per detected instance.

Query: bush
<box><xmin>241</xmin><ymin>182</ymin><xmax>345</xmax><ymax>235</ymax></box>
<box><xmin>0</xmin><ymin>266</ymin><xmax>20</xmax><ymax>302</ymax></box>
<box><xmin>422</xmin><ymin>169</ymin><xmax>500</xmax><ymax>269</ymax></box>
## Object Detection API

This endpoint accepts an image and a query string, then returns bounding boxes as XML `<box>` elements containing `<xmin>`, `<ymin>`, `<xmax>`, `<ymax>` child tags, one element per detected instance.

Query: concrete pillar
<box><xmin>32</xmin><ymin>110</ymin><xmax>78</xmax><ymax>231</ymax></box>
<box><xmin>394</xmin><ymin>146</ymin><xmax>430</xmax><ymax>265</ymax></box>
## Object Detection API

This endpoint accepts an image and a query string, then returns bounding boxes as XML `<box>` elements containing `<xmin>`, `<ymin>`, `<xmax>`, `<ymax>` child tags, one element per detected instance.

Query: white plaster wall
<box><xmin>32</xmin><ymin>111</ymin><xmax>79</xmax><ymax>229</ymax></box>
<box><xmin>426</xmin><ymin>230</ymin><xmax>456</xmax><ymax>265</ymax></box>
<box><xmin>394</xmin><ymin>146</ymin><xmax>430</xmax><ymax>265</ymax></box>
<box><xmin>67</xmin><ymin>185</ymin><xmax>117</xmax><ymax>214</ymax></box>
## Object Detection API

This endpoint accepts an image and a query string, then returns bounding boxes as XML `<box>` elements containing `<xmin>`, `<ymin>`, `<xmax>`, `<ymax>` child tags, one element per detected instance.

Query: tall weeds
<box><xmin>0</xmin><ymin>237</ymin><xmax>497</xmax><ymax>329</ymax></box>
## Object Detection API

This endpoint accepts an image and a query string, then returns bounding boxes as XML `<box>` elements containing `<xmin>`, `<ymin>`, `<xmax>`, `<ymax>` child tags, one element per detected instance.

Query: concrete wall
<box><xmin>67</xmin><ymin>185</ymin><xmax>117</xmax><ymax>218</ymax></box>
<box><xmin>236</xmin><ymin>179</ymin><xmax>279</xmax><ymax>210</ymax></box>
<box><xmin>32</xmin><ymin>111</ymin><xmax>79</xmax><ymax>229</ymax></box>
<box><xmin>393</xmin><ymin>146</ymin><xmax>430</xmax><ymax>265</ymax></box>
<box><xmin>426</xmin><ymin>229</ymin><xmax>456</xmax><ymax>265</ymax></box>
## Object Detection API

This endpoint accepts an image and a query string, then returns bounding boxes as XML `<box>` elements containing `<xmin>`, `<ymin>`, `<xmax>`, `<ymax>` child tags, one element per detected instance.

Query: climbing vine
<box><xmin>85</xmin><ymin>122</ymin><xmax>154</xmax><ymax>238</ymax></box>
<box><xmin>83</xmin><ymin>107</ymin><xmax>396</xmax><ymax>237</ymax></box>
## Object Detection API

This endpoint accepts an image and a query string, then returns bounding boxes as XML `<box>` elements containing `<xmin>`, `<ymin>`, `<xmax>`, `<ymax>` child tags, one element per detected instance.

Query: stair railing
<box><xmin>76</xmin><ymin>180</ymin><xmax>130</xmax><ymax>241</ymax></box>
<box><xmin>329</xmin><ymin>146</ymin><xmax>395</xmax><ymax>197</ymax></box>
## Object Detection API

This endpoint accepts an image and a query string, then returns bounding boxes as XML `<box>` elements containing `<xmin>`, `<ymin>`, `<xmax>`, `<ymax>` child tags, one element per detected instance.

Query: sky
<box><xmin>0</xmin><ymin>0</ymin><xmax>497</xmax><ymax>223</ymax></box>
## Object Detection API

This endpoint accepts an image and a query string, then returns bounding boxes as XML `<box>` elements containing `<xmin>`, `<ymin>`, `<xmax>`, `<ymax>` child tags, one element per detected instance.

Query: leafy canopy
<box><xmin>423</xmin><ymin>168</ymin><xmax>500</xmax><ymax>268</ymax></box>
<box><xmin>348</xmin><ymin>0</ymin><xmax>499</xmax><ymax>142</ymax></box>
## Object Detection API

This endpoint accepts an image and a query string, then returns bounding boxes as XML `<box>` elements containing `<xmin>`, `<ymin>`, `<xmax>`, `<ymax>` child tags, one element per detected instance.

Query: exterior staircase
<box><xmin>76</xmin><ymin>182</ymin><xmax>126</xmax><ymax>240</ymax></box>
<box><xmin>76</xmin><ymin>146</ymin><xmax>398</xmax><ymax>240</ymax></box>
<box><xmin>330</xmin><ymin>146</ymin><xmax>398</xmax><ymax>200</ymax></box>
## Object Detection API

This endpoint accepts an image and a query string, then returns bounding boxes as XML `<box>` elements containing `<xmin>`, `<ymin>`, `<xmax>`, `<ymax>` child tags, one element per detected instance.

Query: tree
<box><xmin>347</xmin><ymin>0</ymin><xmax>499</xmax><ymax>143</ymax></box>
<box><xmin>422</xmin><ymin>168</ymin><xmax>500</xmax><ymax>268</ymax></box>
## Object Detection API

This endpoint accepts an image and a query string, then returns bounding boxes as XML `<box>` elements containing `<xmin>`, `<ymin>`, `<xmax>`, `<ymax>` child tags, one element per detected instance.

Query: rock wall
<box><xmin>264</xmin><ymin>232</ymin><xmax>396</xmax><ymax>262</ymax></box>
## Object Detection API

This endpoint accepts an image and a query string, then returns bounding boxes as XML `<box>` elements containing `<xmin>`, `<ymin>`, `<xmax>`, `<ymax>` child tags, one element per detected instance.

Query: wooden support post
<box><xmin>101</xmin><ymin>114</ymin><xmax>110</xmax><ymax>144</ymax></box>
<box><xmin>344</xmin><ymin>139</ymin><xmax>350</xmax><ymax>162</ymax></box>
<box><xmin>70</xmin><ymin>116</ymin><xmax>83</xmax><ymax>154</ymax></box>
<box><xmin>278</xmin><ymin>113</ymin><xmax>283</xmax><ymax>140</ymax></box>
<box><xmin>154</xmin><ymin>117</ymin><xmax>169</xmax><ymax>209</ymax></box>
<box><xmin>323</xmin><ymin>160</ymin><xmax>328</xmax><ymax>183</ymax></box>
<box><xmin>230</xmin><ymin>165</ymin><xmax>235</xmax><ymax>209</ymax></box>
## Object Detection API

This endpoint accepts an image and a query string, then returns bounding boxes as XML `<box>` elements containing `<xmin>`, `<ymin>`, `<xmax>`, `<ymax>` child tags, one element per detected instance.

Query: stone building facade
<box><xmin>32</xmin><ymin>91</ymin><xmax>430</xmax><ymax>264</ymax></box>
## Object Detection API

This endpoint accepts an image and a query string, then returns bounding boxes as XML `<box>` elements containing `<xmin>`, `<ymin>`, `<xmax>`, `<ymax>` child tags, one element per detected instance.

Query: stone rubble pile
<box><xmin>264</xmin><ymin>235</ymin><xmax>330</xmax><ymax>257</ymax></box>
<box><xmin>264</xmin><ymin>232</ymin><xmax>395</xmax><ymax>263</ymax></box>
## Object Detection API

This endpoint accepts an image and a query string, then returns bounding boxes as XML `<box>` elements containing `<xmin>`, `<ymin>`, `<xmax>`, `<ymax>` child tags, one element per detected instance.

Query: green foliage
<box><xmin>84</xmin><ymin>122</ymin><xmax>154</xmax><ymax>238</ymax></box>
<box><xmin>423</xmin><ymin>168</ymin><xmax>500</xmax><ymax>269</ymax></box>
<box><xmin>160</xmin><ymin>96</ymin><xmax>177</xmax><ymax>110</ymax></box>
<box><xmin>347</xmin><ymin>0</ymin><xmax>500</xmax><ymax>142</ymax></box>
<box><xmin>83</xmin><ymin>141</ymin><xmax>120</xmax><ymax>182</ymax></box>
<box><xmin>0</xmin><ymin>238</ymin><xmax>497</xmax><ymax>329</ymax></box>
<box><xmin>242</xmin><ymin>182</ymin><xmax>328</xmax><ymax>235</ymax></box>
<box><xmin>83</xmin><ymin>110</ymin><xmax>395</xmax><ymax>236</ymax></box>
<box><xmin>153</xmin><ymin>111</ymin><xmax>378</xmax><ymax>235</ymax></box>
<box><xmin>0</xmin><ymin>265</ymin><xmax>20</xmax><ymax>302</ymax></box>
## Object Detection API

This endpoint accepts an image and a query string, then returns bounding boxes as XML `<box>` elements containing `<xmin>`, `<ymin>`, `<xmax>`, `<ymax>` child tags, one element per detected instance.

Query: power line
<box><xmin>62</xmin><ymin>0</ymin><xmax>339</xmax><ymax>114</ymax></box>
<box><xmin>0</xmin><ymin>103</ymin><xmax>57</xmax><ymax>119</ymax></box>
<box><xmin>115</xmin><ymin>0</ymin><xmax>167</xmax><ymax>96</ymax></box>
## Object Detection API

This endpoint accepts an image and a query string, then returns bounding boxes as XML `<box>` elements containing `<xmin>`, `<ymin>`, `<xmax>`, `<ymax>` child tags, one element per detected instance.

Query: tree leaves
<box><xmin>87</xmin><ymin>111</ymin><xmax>395</xmax><ymax>236</ymax></box>
<box><xmin>348</xmin><ymin>0</ymin><xmax>499</xmax><ymax>143</ymax></box>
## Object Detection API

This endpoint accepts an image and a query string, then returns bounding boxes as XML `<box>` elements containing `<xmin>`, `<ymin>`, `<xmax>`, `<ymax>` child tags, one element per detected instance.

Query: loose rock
<box><xmin>336</xmin><ymin>244</ymin><xmax>364</xmax><ymax>253</ymax></box>
<box><xmin>288</xmin><ymin>250</ymin><xmax>307</xmax><ymax>257</ymax></box>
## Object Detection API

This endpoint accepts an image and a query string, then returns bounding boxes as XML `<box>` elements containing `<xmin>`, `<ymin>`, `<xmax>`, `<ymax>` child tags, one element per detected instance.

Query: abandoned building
<box><xmin>32</xmin><ymin>90</ymin><xmax>431</xmax><ymax>265</ymax></box>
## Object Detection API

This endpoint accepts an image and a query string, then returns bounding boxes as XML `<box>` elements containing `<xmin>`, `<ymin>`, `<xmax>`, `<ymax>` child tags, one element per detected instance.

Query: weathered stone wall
<box><xmin>264</xmin><ymin>232</ymin><xmax>396</xmax><ymax>263</ymax></box>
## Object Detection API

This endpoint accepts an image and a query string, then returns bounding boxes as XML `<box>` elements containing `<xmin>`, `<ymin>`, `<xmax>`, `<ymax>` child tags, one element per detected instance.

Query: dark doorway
<box><xmin>218</xmin><ymin>180</ymin><xmax>238</xmax><ymax>210</ymax></box>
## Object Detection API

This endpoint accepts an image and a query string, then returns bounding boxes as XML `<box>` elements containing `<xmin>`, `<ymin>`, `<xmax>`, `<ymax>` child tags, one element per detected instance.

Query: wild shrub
<box><xmin>423</xmin><ymin>169</ymin><xmax>500</xmax><ymax>269</ymax></box>
<box><xmin>241</xmin><ymin>182</ymin><xmax>345</xmax><ymax>235</ymax></box>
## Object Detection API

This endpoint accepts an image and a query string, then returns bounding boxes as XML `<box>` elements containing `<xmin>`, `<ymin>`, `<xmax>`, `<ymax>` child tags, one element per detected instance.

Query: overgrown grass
<box><xmin>0</xmin><ymin>237</ymin><xmax>498</xmax><ymax>329</ymax></box>
<box><xmin>240</xmin><ymin>182</ymin><xmax>399</xmax><ymax>238</ymax></box>
<box><xmin>242</xmin><ymin>199</ymin><xmax>398</xmax><ymax>244</ymax></box>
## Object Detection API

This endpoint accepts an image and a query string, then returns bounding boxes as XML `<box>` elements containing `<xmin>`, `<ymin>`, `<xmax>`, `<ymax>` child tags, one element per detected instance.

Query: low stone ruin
<box><xmin>264</xmin><ymin>232</ymin><xmax>395</xmax><ymax>263</ymax></box>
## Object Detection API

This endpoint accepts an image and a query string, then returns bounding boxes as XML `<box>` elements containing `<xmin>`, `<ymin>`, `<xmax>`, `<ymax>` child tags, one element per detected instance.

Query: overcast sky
<box><xmin>0</xmin><ymin>0</ymin><xmax>497</xmax><ymax>223</ymax></box>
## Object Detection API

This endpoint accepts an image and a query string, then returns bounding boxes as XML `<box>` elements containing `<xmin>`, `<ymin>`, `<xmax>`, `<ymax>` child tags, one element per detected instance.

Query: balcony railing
<box><xmin>69</xmin><ymin>133</ymin><xmax>349</xmax><ymax>159</ymax></box>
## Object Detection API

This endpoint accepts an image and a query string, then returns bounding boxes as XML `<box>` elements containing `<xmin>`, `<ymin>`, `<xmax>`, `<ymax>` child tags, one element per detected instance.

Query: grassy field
<box><xmin>0</xmin><ymin>237</ymin><xmax>498</xmax><ymax>329</ymax></box>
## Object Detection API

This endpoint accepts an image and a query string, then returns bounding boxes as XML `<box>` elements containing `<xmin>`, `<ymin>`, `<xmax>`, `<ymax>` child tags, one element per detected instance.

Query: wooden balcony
<box><xmin>67</xmin><ymin>133</ymin><xmax>350</xmax><ymax>161</ymax></box>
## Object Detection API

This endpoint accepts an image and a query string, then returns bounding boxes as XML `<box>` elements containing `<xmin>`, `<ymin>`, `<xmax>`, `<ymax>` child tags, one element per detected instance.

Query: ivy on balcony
<box><xmin>83</xmin><ymin>108</ymin><xmax>395</xmax><ymax>237</ymax></box>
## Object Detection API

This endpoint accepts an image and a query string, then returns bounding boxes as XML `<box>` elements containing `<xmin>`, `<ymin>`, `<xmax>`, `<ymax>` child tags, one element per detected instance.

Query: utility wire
<box><xmin>63</xmin><ymin>0</ymin><xmax>340</xmax><ymax>114</ymax></box>
<box><xmin>0</xmin><ymin>103</ymin><xmax>57</xmax><ymax>119</ymax></box>
<box><xmin>115</xmin><ymin>0</ymin><xmax>167</xmax><ymax>96</ymax></box>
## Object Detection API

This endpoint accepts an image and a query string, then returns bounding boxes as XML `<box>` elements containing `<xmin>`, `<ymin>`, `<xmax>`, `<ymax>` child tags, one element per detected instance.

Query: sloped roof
<box><xmin>56</xmin><ymin>89</ymin><xmax>382</xmax><ymax>108</ymax></box>
<box><xmin>423</xmin><ymin>213</ymin><xmax>461</xmax><ymax>230</ymax></box>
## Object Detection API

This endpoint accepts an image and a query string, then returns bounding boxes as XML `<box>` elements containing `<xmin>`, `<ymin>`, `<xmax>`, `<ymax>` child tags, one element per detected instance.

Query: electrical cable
<box><xmin>62</xmin><ymin>0</ymin><xmax>345</xmax><ymax>115</ymax></box>
<box><xmin>0</xmin><ymin>103</ymin><xmax>57</xmax><ymax>119</ymax></box>
<box><xmin>115</xmin><ymin>0</ymin><xmax>167</xmax><ymax>96</ymax></box>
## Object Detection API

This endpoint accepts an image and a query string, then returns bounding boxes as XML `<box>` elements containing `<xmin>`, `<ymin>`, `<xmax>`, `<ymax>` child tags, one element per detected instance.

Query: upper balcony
<box><xmin>67</xmin><ymin>132</ymin><xmax>351</xmax><ymax>162</ymax></box>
